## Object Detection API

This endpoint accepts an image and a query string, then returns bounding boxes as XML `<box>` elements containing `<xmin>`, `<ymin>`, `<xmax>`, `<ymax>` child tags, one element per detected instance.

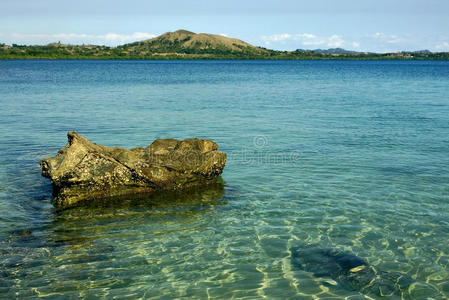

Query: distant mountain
<box><xmin>409</xmin><ymin>50</ymin><xmax>432</xmax><ymax>54</ymax></box>
<box><xmin>311</xmin><ymin>48</ymin><xmax>361</xmax><ymax>55</ymax></box>
<box><xmin>1</xmin><ymin>30</ymin><xmax>448</xmax><ymax>60</ymax></box>
<box><xmin>117</xmin><ymin>29</ymin><xmax>271</xmax><ymax>57</ymax></box>
<box><xmin>292</xmin><ymin>48</ymin><xmax>371</xmax><ymax>55</ymax></box>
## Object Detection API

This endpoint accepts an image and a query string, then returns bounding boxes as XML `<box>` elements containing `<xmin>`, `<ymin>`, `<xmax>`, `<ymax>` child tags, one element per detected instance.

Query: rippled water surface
<box><xmin>1</xmin><ymin>60</ymin><xmax>449</xmax><ymax>299</ymax></box>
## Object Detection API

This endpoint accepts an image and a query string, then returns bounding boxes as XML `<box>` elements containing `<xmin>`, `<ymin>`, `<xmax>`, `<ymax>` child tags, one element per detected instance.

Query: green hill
<box><xmin>117</xmin><ymin>30</ymin><xmax>272</xmax><ymax>58</ymax></box>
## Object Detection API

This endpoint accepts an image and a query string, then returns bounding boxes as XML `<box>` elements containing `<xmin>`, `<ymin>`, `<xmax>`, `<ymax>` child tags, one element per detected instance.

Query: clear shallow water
<box><xmin>1</xmin><ymin>60</ymin><xmax>449</xmax><ymax>299</ymax></box>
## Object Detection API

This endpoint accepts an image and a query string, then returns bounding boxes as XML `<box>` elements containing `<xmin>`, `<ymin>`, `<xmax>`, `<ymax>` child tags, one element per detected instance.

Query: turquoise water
<box><xmin>1</xmin><ymin>60</ymin><xmax>449</xmax><ymax>299</ymax></box>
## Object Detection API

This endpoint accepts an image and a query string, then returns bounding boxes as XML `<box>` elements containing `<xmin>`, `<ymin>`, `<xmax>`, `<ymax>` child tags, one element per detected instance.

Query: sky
<box><xmin>1</xmin><ymin>0</ymin><xmax>449</xmax><ymax>52</ymax></box>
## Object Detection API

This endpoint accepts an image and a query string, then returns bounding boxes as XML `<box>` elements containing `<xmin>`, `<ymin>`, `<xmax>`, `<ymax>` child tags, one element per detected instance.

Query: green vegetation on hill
<box><xmin>1</xmin><ymin>30</ymin><xmax>448</xmax><ymax>60</ymax></box>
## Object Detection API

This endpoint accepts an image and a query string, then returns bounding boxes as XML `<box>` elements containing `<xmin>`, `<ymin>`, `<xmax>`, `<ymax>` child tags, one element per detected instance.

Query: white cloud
<box><xmin>11</xmin><ymin>33</ymin><xmax>94</xmax><ymax>40</ymax></box>
<box><xmin>102</xmin><ymin>32</ymin><xmax>156</xmax><ymax>42</ymax></box>
<box><xmin>298</xmin><ymin>33</ymin><xmax>316</xmax><ymax>39</ymax></box>
<box><xmin>352</xmin><ymin>41</ymin><xmax>360</xmax><ymax>48</ymax></box>
<box><xmin>327</xmin><ymin>35</ymin><xmax>344</xmax><ymax>47</ymax></box>
<box><xmin>372</xmin><ymin>32</ymin><xmax>385</xmax><ymax>39</ymax></box>
<box><xmin>435</xmin><ymin>42</ymin><xmax>449</xmax><ymax>51</ymax></box>
<box><xmin>261</xmin><ymin>33</ymin><xmax>354</xmax><ymax>49</ymax></box>
<box><xmin>261</xmin><ymin>33</ymin><xmax>315</xmax><ymax>43</ymax></box>
<box><xmin>301</xmin><ymin>40</ymin><xmax>324</xmax><ymax>46</ymax></box>
<box><xmin>130</xmin><ymin>32</ymin><xmax>155</xmax><ymax>40</ymax></box>
<box><xmin>104</xmin><ymin>33</ymin><xmax>121</xmax><ymax>40</ymax></box>
<box><xmin>299</xmin><ymin>34</ymin><xmax>325</xmax><ymax>46</ymax></box>
<box><xmin>1</xmin><ymin>32</ymin><xmax>156</xmax><ymax>46</ymax></box>
<box><xmin>370</xmin><ymin>32</ymin><xmax>404</xmax><ymax>44</ymax></box>
<box><xmin>386</xmin><ymin>37</ymin><xmax>403</xmax><ymax>44</ymax></box>
<box><xmin>53</xmin><ymin>33</ymin><xmax>92</xmax><ymax>39</ymax></box>
<box><xmin>261</xmin><ymin>33</ymin><xmax>292</xmax><ymax>42</ymax></box>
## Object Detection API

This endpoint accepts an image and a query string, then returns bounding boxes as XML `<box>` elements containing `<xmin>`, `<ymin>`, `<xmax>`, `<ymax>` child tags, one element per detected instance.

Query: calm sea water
<box><xmin>1</xmin><ymin>60</ymin><xmax>449</xmax><ymax>299</ymax></box>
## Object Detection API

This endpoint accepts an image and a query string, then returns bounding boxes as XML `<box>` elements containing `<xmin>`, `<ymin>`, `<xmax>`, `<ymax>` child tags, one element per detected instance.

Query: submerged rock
<box><xmin>290</xmin><ymin>244</ymin><xmax>442</xmax><ymax>298</ymax></box>
<box><xmin>40</xmin><ymin>132</ymin><xmax>226</xmax><ymax>209</ymax></box>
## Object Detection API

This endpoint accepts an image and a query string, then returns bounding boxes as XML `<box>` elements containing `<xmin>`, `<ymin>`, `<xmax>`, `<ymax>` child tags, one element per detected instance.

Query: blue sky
<box><xmin>1</xmin><ymin>0</ymin><xmax>449</xmax><ymax>52</ymax></box>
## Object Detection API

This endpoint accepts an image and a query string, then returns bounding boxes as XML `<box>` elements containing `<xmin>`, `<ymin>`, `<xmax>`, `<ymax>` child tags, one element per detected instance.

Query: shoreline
<box><xmin>1</xmin><ymin>57</ymin><xmax>449</xmax><ymax>61</ymax></box>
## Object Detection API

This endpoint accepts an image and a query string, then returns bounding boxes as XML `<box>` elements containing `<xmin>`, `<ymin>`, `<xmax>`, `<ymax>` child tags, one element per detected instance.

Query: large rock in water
<box><xmin>40</xmin><ymin>132</ymin><xmax>226</xmax><ymax>209</ymax></box>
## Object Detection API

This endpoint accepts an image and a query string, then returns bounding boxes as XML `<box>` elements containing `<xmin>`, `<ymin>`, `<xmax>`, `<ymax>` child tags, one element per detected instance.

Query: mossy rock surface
<box><xmin>40</xmin><ymin>132</ymin><xmax>226</xmax><ymax>209</ymax></box>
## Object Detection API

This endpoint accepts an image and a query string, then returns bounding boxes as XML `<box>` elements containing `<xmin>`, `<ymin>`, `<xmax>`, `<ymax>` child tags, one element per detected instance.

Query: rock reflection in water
<box><xmin>49</xmin><ymin>183</ymin><xmax>226</xmax><ymax>245</ymax></box>
<box><xmin>0</xmin><ymin>183</ymin><xmax>226</xmax><ymax>297</ymax></box>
